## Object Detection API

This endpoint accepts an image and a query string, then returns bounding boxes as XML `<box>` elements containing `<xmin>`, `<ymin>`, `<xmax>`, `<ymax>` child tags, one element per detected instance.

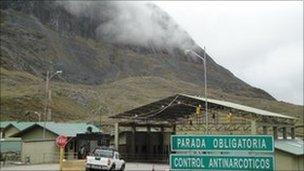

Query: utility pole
<box><xmin>43</xmin><ymin>70</ymin><xmax>62</xmax><ymax>139</ymax></box>
<box><xmin>43</xmin><ymin>70</ymin><xmax>49</xmax><ymax>139</ymax></box>
<box><xmin>203</xmin><ymin>47</ymin><xmax>208</xmax><ymax>134</ymax></box>
<box><xmin>185</xmin><ymin>48</ymin><xmax>208</xmax><ymax>134</ymax></box>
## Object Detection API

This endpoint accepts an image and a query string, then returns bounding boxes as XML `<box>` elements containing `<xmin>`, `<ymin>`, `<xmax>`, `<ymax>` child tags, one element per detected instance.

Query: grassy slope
<box><xmin>1</xmin><ymin>67</ymin><xmax>302</xmax><ymax>119</ymax></box>
<box><xmin>1</xmin><ymin>68</ymin><xmax>303</xmax><ymax>136</ymax></box>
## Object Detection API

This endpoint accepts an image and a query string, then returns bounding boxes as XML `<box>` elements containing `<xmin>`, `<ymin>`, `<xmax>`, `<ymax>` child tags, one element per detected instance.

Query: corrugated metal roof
<box><xmin>11</xmin><ymin>122</ymin><xmax>37</xmax><ymax>130</ymax></box>
<box><xmin>1</xmin><ymin>121</ymin><xmax>37</xmax><ymax>130</ymax></box>
<box><xmin>12</xmin><ymin>122</ymin><xmax>100</xmax><ymax>137</ymax></box>
<box><xmin>0</xmin><ymin>121</ymin><xmax>17</xmax><ymax>129</ymax></box>
<box><xmin>36</xmin><ymin>122</ymin><xmax>99</xmax><ymax>137</ymax></box>
<box><xmin>275</xmin><ymin>139</ymin><xmax>304</xmax><ymax>155</ymax></box>
<box><xmin>180</xmin><ymin>94</ymin><xmax>296</xmax><ymax>119</ymax></box>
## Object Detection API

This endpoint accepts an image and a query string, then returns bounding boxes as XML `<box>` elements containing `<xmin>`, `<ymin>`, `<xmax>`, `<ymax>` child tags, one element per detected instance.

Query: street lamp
<box><xmin>25</xmin><ymin>111</ymin><xmax>41</xmax><ymax>122</ymax></box>
<box><xmin>34</xmin><ymin>112</ymin><xmax>41</xmax><ymax>122</ymax></box>
<box><xmin>185</xmin><ymin>47</ymin><xmax>209</xmax><ymax>134</ymax></box>
<box><xmin>43</xmin><ymin>70</ymin><xmax>62</xmax><ymax>139</ymax></box>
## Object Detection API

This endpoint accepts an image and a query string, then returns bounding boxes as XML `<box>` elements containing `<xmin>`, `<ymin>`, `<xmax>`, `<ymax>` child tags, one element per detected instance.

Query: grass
<box><xmin>1</xmin><ymin>68</ymin><xmax>303</xmax><ymax>137</ymax></box>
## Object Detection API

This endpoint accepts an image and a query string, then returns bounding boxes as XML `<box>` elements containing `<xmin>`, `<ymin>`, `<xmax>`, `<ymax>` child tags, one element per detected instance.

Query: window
<box><xmin>93</xmin><ymin>149</ymin><xmax>114</xmax><ymax>158</ymax></box>
<box><xmin>116</xmin><ymin>153</ymin><xmax>120</xmax><ymax>159</ymax></box>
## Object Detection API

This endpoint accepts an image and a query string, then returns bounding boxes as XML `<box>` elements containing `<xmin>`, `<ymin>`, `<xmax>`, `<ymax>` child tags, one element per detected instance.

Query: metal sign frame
<box><xmin>169</xmin><ymin>153</ymin><xmax>275</xmax><ymax>171</ymax></box>
<box><xmin>171</xmin><ymin>135</ymin><xmax>274</xmax><ymax>152</ymax></box>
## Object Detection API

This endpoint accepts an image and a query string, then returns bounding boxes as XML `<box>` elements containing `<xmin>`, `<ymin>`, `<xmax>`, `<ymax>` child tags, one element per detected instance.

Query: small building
<box><xmin>11</xmin><ymin>122</ymin><xmax>99</xmax><ymax>164</ymax></box>
<box><xmin>275</xmin><ymin>139</ymin><xmax>304</xmax><ymax>171</ymax></box>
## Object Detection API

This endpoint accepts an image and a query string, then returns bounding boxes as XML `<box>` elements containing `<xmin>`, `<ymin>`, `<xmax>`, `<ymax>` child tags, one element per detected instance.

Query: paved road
<box><xmin>1</xmin><ymin>163</ymin><xmax>169</xmax><ymax>171</ymax></box>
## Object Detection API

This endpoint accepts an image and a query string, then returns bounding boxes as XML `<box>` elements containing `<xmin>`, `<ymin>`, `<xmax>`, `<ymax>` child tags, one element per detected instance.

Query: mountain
<box><xmin>0</xmin><ymin>1</ymin><xmax>302</xmax><ymax>127</ymax></box>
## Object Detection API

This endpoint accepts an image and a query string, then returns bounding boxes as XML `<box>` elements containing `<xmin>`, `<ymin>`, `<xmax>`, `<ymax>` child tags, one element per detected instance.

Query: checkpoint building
<box><xmin>110</xmin><ymin>93</ymin><xmax>298</xmax><ymax>163</ymax></box>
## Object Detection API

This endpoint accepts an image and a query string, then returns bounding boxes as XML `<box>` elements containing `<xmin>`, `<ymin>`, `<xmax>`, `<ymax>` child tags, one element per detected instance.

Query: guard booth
<box><xmin>109</xmin><ymin>93</ymin><xmax>297</xmax><ymax>163</ymax></box>
<box><xmin>75</xmin><ymin>133</ymin><xmax>111</xmax><ymax>159</ymax></box>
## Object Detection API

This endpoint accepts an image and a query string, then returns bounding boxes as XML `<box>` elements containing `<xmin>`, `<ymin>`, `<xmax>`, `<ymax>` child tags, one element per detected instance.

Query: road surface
<box><xmin>1</xmin><ymin>163</ymin><xmax>169</xmax><ymax>171</ymax></box>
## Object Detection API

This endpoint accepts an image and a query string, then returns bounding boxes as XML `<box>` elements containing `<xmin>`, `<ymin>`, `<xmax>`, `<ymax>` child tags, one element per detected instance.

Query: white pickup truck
<box><xmin>85</xmin><ymin>147</ymin><xmax>125</xmax><ymax>171</ymax></box>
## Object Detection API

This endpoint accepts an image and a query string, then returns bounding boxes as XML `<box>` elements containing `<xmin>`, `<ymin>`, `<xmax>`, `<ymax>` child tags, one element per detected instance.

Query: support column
<box><xmin>282</xmin><ymin>127</ymin><xmax>287</xmax><ymax>139</ymax></box>
<box><xmin>114</xmin><ymin>122</ymin><xmax>119</xmax><ymax>150</ymax></box>
<box><xmin>160</xmin><ymin>127</ymin><xmax>164</xmax><ymax>154</ymax></box>
<box><xmin>131</xmin><ymin>124</ymin><xmax>136</xmax><ymax>157</ymax></box>
<box><xmin>251</xmin><ymin>120</ymin><xmax>256</xmax><ymax>135</ymax></box>
<box><xmin>291</xmin><ymin>127</ymin><xmax>295</xmax><ymax>139</ymax></box>
<box><xmin>146</xmin><ymin>125</ymin><xmax>151</xmax><ymax>156</ymax></box>
<box><xmin>273</xmin><ymin>126</ymin><xmax>278</xmax><ymax>139</ymax></box>
<box><xmin>263</xmin><ymin>126</ymin><xmax>268</xmax><ymax>135</ymax></box>
<box><xmin>172</xmin><ymin>124</ymin><xmax>176</xmax><ymax>135</ymax></box>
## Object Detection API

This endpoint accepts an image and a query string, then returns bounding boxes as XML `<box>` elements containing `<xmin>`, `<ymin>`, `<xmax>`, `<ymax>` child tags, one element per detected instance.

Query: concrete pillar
<box><xmin>159</xmin><ymin>127</ymin><xmax>164</xmax><ymax>155</ymax></box>
<box><xmin>263</xmin><ymin>126</ymin><xmax>268</xmax><ymax>135</ymax></box>
<box><xmin>146</xmin><ymin>125</ymin><xmax>151</xmax><ymax>156</ymax></box>
<box><xmin>282</xmin><ymin>127</ymin><xmax>287</xmax><ymax>139</ymax></box>
<box><xmin>291</xmin><ymin>127</ymin><xmax>295</xmax><ymax>139</ymax></box>
<box><xmin>114</xmin><ymin>122</ymin><xmax>119</xmax><ymax>150</ymax></box>
<box><xmin>273</xmin><ymin>126</ymin><xmax>278</xmax><ymax>139</ymax></box>
<box><xmin>131</xmin><ymin>125</ymin><xmax>136</xmax><ymax>156</ymax></box>
<box><xmin>172</xmin><ymin>124</ymin><xmax>176</xmax><ymax>135</ymax></box>
<box><xmin>251</xmin><ymin>120</ymin><xmax>256</xmax><ymax>135</ymax></box>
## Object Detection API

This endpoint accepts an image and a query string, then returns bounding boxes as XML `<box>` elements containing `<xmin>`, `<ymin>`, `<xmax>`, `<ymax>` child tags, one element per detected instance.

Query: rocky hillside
<box><xmin>0</xmin><ymin>1</ymin><xmax>273</xmax><ymax>99</ymax></box>
<box><xmin>1</xmin><ymin>1</ymin><xmax>302</xmax><ymax>124</ymax></box>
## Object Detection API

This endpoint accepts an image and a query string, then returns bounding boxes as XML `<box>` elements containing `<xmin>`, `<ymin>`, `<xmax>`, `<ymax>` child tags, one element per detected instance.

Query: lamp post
<box><xmin>185</xmin><ymin>47</ymin><xmax>208</xmax><ymax>134</ymax></box>
<box><xmin>34</xmin><ymin>112</ymin><xmax>41</xmax><ymax>122</ymax></box>
<box><xmin>25</xmin><ymin>111</ymin><xmax>41</xmax><ymax>122</ymax></box>
<box><xmin>43</xmin><ymin>70</ymin><xmax>62</xmax><ymax>139</ymax></box>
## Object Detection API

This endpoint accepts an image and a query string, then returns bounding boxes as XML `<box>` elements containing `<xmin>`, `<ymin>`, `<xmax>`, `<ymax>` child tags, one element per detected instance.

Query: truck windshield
<box><xmin>93</xmin><ymin>149</ymin><xmax>113</xmax><ymax>158</ymax></box>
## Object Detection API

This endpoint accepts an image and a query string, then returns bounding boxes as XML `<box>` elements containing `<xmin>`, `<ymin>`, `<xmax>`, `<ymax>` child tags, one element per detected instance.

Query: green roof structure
<box><xmin>12</xmin><ymin>122</ymin><xmax>100</xmax><ymax>137</ymax></box>
<box><xmin>1</xmin><ymin>122</ymin><xmax>39</xmax><ymax>131</ymax></box>
<box><xmin>36</xmin><ymin>122</ymin><xmax>100</xmax><ymax>137</ymax></box>
<box><xmin>0</xmin><ymin>121</ymin><xmax>17</xmax><ymax>129</ymax></box>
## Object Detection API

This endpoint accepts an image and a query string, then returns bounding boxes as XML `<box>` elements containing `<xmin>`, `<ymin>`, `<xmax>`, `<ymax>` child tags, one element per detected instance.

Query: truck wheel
<box><xmin>110</xmin><ymin>164</ymin><xmax>115</xmax><ymax>171</ymax></box>
<box><xmin>120</xmin><ymin>164</ymin><xmax>125</xmax><ymax>171</ymax></box>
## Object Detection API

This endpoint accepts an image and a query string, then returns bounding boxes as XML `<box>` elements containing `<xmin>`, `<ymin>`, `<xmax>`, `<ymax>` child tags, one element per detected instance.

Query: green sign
<box><xmin>171</xmin><ymin>135</ymin><xmax>274</xmax><ymax>152</ymax></box>
<box><xmin>170</xmin><ymin>154</ymin><xmax>274</xmax><ymax>170</ymax></box>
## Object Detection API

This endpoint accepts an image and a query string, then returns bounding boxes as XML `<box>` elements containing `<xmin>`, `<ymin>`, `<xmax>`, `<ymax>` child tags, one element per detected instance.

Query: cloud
<box><xmin>58</xmin><ymin>1</ymin><xmax>195</xmax><ymax>49</ymax></box>
<box><xmin>243</xmin><ymin>41</ymin><xmax>303</xmax><ymax>104</ymax></box>
<box><xmin>154</xmin><ymin>1</ymin><xmax>303</xmax><ymax>105</ymax></box>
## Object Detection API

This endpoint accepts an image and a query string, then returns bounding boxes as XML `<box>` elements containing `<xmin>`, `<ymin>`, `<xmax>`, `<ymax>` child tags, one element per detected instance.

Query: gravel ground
<box><xmin>0</xmin><ymin>162</ymin><xmax>170</xmax><ymax>171</ymax></box>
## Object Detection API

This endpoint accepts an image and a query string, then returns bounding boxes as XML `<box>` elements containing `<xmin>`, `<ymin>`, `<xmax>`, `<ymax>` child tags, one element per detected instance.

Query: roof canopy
<box><xmin>11</xmin><ymin>122</ymin><xmax>99</xmax><ymax>137</ymax></box>
<box><xmin>111</xmin><ymin>94</ymin><xmax>296</xmax><ymax>123</ymax></box>
<box><xmin>3</xmin><ymin>122</ymin><xmax>37</xmax><ymax>131</ymax></box>
<box><xmin>275</xmin><ymin>139</ymin><xmax>304</xmax><ymax>156</ymax></box>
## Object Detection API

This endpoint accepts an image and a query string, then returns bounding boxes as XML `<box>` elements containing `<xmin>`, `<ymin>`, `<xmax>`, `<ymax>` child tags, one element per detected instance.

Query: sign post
<box><xmin>170</xmin><ymin>135</ymin><xmax>274</xmax><ymax>170</ymax></box>
<box><xmin>56</xmin><ymin>135</ymin><xmax>68</xmax><ymax>171</ymax></box>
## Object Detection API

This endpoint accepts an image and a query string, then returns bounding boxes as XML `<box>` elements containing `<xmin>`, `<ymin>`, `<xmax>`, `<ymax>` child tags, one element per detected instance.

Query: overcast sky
<box><xmin>153</xmin><ymin>1</ymin><xmax>303</xmax><ymax>105</ymax></box>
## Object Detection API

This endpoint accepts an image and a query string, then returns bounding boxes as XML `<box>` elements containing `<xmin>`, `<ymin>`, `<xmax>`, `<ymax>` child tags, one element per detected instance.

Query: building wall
<box><xmin>21</xmin><ymin>140</ymin><xmax>58</xmax><ymax>164</ymax></box>
<box><xmin>3</xmin><ymin>126</ymin><xmax>20</xmax><ymax>138</ymax></box>
<box><xmin>20</xmin><ymin>127</ymin><xmax>58</xmax><ymax>141</ymax></box>
<box><xmin>275</xmin><ymin>150</ymin><xmax>304</xmax><ymax>171</ymax></box>
<box><xmin>19</xmin><ymin>127</ymin><xmax>60</xmax><ymax>164</ymax></box>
